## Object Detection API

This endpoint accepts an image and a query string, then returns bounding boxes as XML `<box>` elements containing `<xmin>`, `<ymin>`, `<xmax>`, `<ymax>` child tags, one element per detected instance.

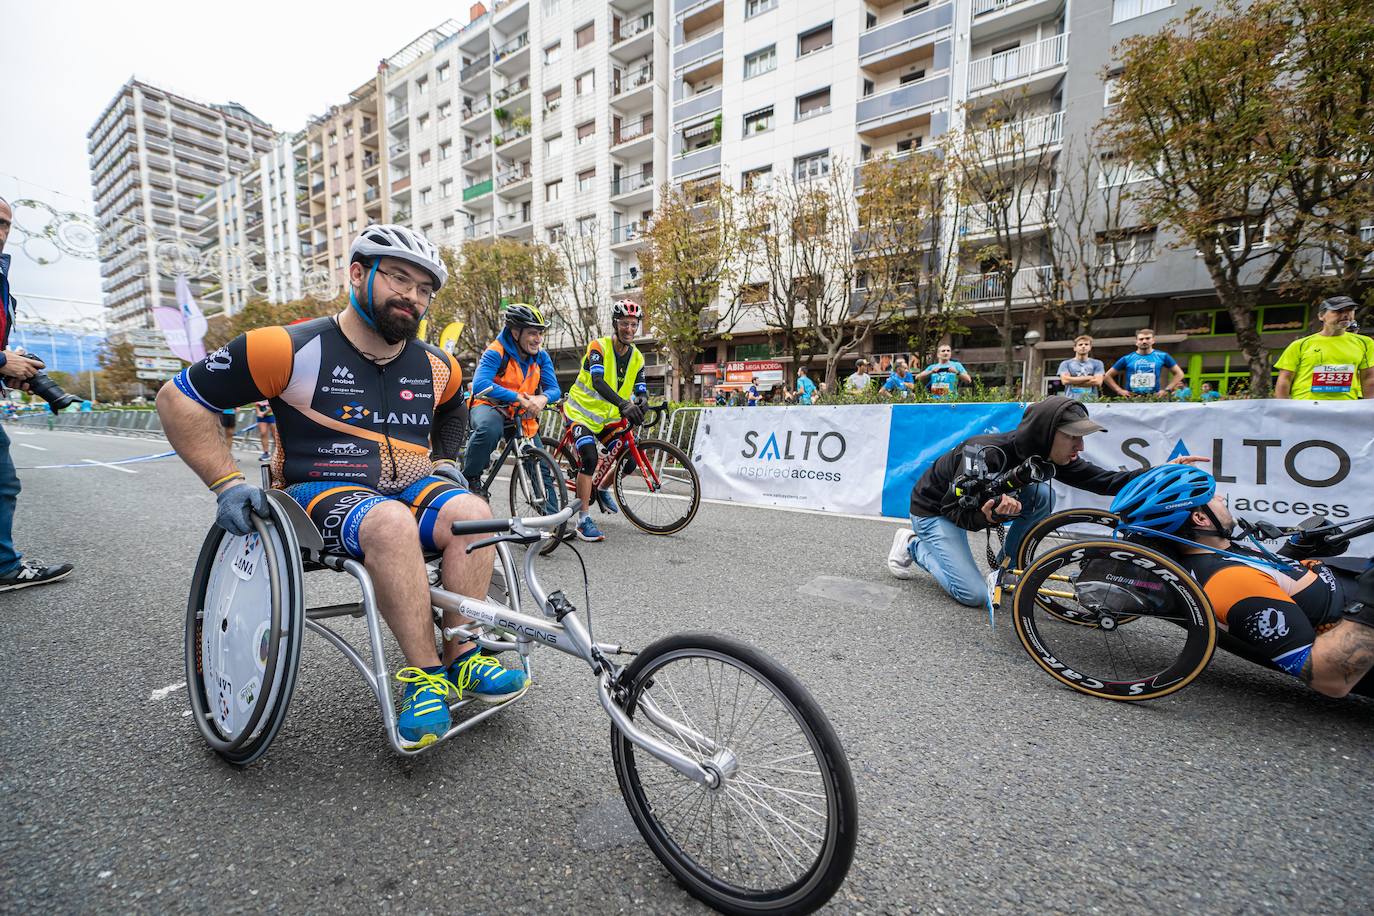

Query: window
<box><xmin>544</xmin><ymin>41</ymin><xmax>562</xmax><ymax>65</ymax></box>
<box><xmin>577</xmin><ymin>120</ymin><xmax>596</xmax><ymax>145</ymax></box>
<box><xmin>1096</xmin><ymin>228</ymin><xmax>1156</xmax><ymax>265</ymax></box>
<box><xmin>575</xmin><ymin>70</ymin><xmax>595</xmax><ymax>96</ymax></box>
<box><xmin>746</xmin><ymin>0</ymin><xmax>777</xmax><ymax>17</ymax></box>
<box><xmin>577</xmin><ymin>167</ymin><xmax>596</xmax><ymax>192</ymax></box>
<box><xmin>329</xmin><ymin>164</ymin><xmax>339</xmax><ymax>178</ymax></box>
<box><xmin>577</xmin><ymin>215</ymin><xmax>596</xmax><ymax>236</ymax></box>
<box><xmin>545</xmin><ymin>134</ymin><xmax>564</xmax><ymax>157</ymax></box>
<box><xmin>744</xmin><ymin>46</ymin><xmax>776</xmax><ymax>79</ymax></box>
<box><xmin>419</xmin><ymin>187</ymin><xmax>433</xmax><ymax>205</ymax></box>
<box><xmin>1112</xmin><ymin>0</ymin><xmax>1175</xmax><ymax>25</ymax></box>
<box><xmin>328</xmin><ymin>132</ymin><xmax>338</xmax><ymax>146</ymax></box>
<box><xmin>544</xmin><ymin>86</ymin><xmax>563</xmax><ymax>112</ymax></box>
<box><xmin>1217</xmin><ymin>218</ymin><xmax>1270</xmax><ymax>251</ymax></box>
<box><xmin>442</xmin><ymin>216</ymin><xmax>455</xmax><ymax>230</ymax></box>
<box><xmin>1104</xmin><ymin>71</ymin><xmax>1125</xmax><ymax>107</ymax></box>
<box><xmin>437</xmin><ymin>102</ymin><xmax>452</xmax><ymax>120</ymax></box>
<box><xmin>545</xmin><ymin>179</ymin><xmax>562</xmax><ymax>202</ymax></box>
<box><xmin>903</xmin><ymin>1</ymin><xmax>930</xmax><ymax>13</ymax></box>
<box><xmin>743</xmin><ymin>106</ymin><xmax>774</xmax><ymax>136</ymax></box>
<box><xmin>1098</xmin><ymin>154</ymin><xmax>1152</xmax><ymax>187</ymax></box>
<box><xmin>335</xmin><ymin>225</ymin><xmax>344</xmax><ymax>238</ymax></box>
<box><xmin>798</xmin><ymin>23</ymin><xmax>833</xmax><ymax>57</ymax></box>
<box><xmin>419</xmin><ymin>149</ymin><xmax>432</xmax><ymax>166</ymax></box>
<box><xmin>863</xmin><ymin>78</ymin><xmax>875</xmax><ymax>97</ymax></box>
<box><xmin>896</xmin><ymin>136</ymin><xmax>923</xmax><ymax>154</ymax></box>
<box><xmin>439</xmin><ymin>141</ymin><xmax>452</xmax><ymax>160</ymax></box>
<box><xmin>794</xmin><ymin>150</ymin><xmax>830</xmax><ymax>181</ymax></box>
<box><xmin>796</xmin><ymin>88</ymin><xmax>831</xmax><ymax>121</ymax></box>
<box><xmin>332</xmin><ymin>193</ymin><xmax>341</xmax><ymax>207</ymax></box>
<box><xmin>347</xmin><ymin>187</ymin><xmax>357</xmax><ymax>200</ymax></box>
<box><xmin>899</xmin><ymin>69</ymin><xmax>927</xmax><ymax>85</ymax></box>
<box><xmin>546</xmin><ymin>224</ymin><xmax>565</xmax><ymax>243</ymax></box>
<box><xmin>417</xmin><ymin>113</ymin><xmax>430</xmax><ymax>130</ymax></box>
<box><xmin>421</xmin><ymin>223</ymin><xmax>433</xmax><ymax>235</ymax></box>
<box><xmin>437</xmin><ymin>63</ymin><xmax>451</xmax><ymax>82</ymax></box>
<box><xmin>866</xmin><ymin>12</ymin><xmax>878</xmax><ymax>29</ymax></box>
<box><xmin>541</xmin><ymin>0</ymin><xmax>561</xmax><ymax>15</ymax></box>
<box><xmin>348</xmin><ymin>219</ymin><xmax>358</xmax><ymax>232</ymax></box>
<box><xmin>742</xmin><ymin>165</ymin><xmax>773</xmax><ymax>192</ymax></box>
<box><xmin>576</xmin><ymin>22</ymin><xmax>595</xmax><ymax>48</ymax></box>
<box><xmin>416</xmin><ymin>77</ymin><xmax>429</xmax><ymax>95</ymax></box>
<box><xmin>344</xmin><ymin>155</ymin><xmax>353</xmax><ymax>172</ymax></box>
<box><xmin>440</xmin><ymin>179</ymin><xmax>453</xmax><ymax>199</ymax></box>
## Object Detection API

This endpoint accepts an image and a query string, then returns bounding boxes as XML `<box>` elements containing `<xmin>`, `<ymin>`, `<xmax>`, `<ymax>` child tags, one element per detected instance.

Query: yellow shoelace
<box><xmin>395</xmin><ymin>667</ymin><xmax>455</xmax><ymax>714</ymax></box>
<box><xmin>450</xmin><ymin>652</ymin><xmax>503</xmax><ymax>697</ymax></box>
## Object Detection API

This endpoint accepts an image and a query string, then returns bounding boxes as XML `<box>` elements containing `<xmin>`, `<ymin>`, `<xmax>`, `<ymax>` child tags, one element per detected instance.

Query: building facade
<box><xmin>87</xmin><ymin>78</ymin><xmax>275</xmax><ymax>329</ymax></box>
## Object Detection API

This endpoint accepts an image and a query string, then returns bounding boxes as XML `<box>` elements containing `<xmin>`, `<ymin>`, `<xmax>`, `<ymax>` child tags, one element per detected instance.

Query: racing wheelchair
<box><xmin>183</xmin><ymin>478</ymin><xmax>857</xmax><ymax>914</ymax></box>
<box><xmin>988</xmin><ymin>507</ymin><xmax>1374</xmax><ymax>701</ymax></box>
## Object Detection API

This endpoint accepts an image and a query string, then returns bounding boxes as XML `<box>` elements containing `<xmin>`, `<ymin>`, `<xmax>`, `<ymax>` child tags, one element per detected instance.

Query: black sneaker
<box><xmin>0</xmin><ymin>559</ymin><xmax>74</xmax><ymax>592</ymax></box>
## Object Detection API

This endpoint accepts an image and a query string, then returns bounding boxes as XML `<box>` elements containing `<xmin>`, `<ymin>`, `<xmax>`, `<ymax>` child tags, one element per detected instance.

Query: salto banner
<box><xmin>692</xmin><ymin>401</ymin><xmax>1374</xmax><ymax>553</ymax></box>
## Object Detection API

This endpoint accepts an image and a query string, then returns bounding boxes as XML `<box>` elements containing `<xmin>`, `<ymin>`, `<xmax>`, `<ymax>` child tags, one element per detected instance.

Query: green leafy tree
<box><xmin>438</xmin><ymin>239</ymin><xmax>564</xmax><ymax>357</ymax></box>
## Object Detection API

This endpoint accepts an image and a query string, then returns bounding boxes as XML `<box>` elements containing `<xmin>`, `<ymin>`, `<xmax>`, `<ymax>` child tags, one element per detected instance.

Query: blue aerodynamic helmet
<box><xmin>1111</xmin><ymin>464</ymin><xmax>1216</xmax><ymax>534</ymax></box>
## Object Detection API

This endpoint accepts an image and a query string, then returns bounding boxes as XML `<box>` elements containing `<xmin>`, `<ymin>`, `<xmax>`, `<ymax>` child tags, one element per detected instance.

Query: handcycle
<box><xmin>462</xmin><ymin>387</ymin><xmax>569</xmax><ymax>550</ymax></box>
<box><xmin>543</xmin><ymin>401</ymin><xmax>701</xmax><ymax>535</ymax></box>
<box><xmin>989</xmin><ymin>504</ymin><xmax>1374</xmax><ymax>701</ymax></box>
<box><xmin>184</xmin><ymin>483</ymin><xmax>857</xmax><ymax>913</ymax></box>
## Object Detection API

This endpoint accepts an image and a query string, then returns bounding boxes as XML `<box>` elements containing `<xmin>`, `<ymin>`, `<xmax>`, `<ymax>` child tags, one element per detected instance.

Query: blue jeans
<box><xmin>908</xmin><ymin>481</ymin><xmax>1055</xmax><ymax>608</ymax></box>
<box><xmin>0</xmin><ymin>423</ymin><xmax>21</xmax><ymax>575</ymax></box>
<box><xmin>461</xmin><ymin>404</ymin><xmax>509</xmax><ymax>484</ymax></box>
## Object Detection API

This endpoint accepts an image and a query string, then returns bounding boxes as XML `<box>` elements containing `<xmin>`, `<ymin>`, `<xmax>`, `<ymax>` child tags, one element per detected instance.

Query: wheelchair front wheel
<box><xmin>611</xmin><ymin>632</ymin><xmax>857</xmax><ymax>914</ymax></box>
<box><xmin>1013</xmin><ymin>540</ymin><xmax>1216</xmax><ymax>701</ymax></box>
<box><xmin>1015</xmin><ymin>509</ymin><xmax>1126</xmax><ymax>627</ymax></box>
<box><xmin>185</xmin><ymin>505</ymin><xmax>304</xmax><ymax>765</ymax></box>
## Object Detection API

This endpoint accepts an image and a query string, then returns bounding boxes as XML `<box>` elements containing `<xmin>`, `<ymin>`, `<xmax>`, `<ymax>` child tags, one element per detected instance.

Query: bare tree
<box><xmin>1033</xmin><ymin>135</ymin><xmax>1150</xmax><ymax>335</ymax></box>
<box><xmin>545</xmin><ymin>223</ymin><xmax>609</xmax><ymax>355</ymax></box>
<box><xmin>949</xmin><ymin>95</ymin><xmax>1062</xmax><ymax>389</ymax></box>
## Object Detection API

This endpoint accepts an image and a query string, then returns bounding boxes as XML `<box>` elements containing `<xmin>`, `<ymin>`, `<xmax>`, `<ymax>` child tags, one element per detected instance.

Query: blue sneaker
<box><xmin>448</xmin><ymin>648</ymin><xmax>529</xmax><ymax>704</ymax></box>
<box><xmin>576</xmin><ymin>516</ymin><xmax>606</xmax><ymax>542</ymax></box>
<box><xmin>595</xmin><ymin>487</ymin><xmax>619</xmax><ymax>514</ymax></box>
<box><xmin>395</xmin><ymin>667</ymin><xmax>455</xmax><ymax>749</ymax></box>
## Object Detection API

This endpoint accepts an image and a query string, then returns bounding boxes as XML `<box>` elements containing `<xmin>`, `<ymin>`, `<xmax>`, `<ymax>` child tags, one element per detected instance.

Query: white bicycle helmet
<box><xmin>348</xmin><ymin>224</ymin><xmax>447</xmax><ymax>289</ymax></box>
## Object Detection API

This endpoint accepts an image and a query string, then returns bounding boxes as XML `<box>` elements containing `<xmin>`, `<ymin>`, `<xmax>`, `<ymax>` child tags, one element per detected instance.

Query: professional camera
<box><xmin>952</xmin><ymin>446</ymin><xmax>1056</xmax><ymax>511</ymax></box>
<box><xmin>13</xmin><ymin>353</ymin><xmax>81</xmax><ymax>413</ymax></box>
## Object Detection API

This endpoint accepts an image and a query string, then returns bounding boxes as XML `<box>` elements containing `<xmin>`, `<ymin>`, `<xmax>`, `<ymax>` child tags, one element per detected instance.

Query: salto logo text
<box><xmin>332</xmin><ymin>365</ymin><xmax>356</xmax><ymax>384</ymax></box>
<box><xmin>741</xmin><ymin>429</ymin><xmax>846</xmax><ymax>463</ymax></box>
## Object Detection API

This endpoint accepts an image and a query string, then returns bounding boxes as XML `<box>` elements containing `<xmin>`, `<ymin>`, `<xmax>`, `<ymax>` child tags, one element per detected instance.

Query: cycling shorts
<box><xmin>567</xmin><ymin>419</ymin><xmax>627</xmax><ymax>446</ymax></box>
<box><xmin>284</xmin><ymin>475</ymin><xmax>467</xmax><ymax>559</ymax></box>
<box><xmin>219</xmin><ymin>411</ymin><xmax>237</xmax><ymax>429</ymax></box>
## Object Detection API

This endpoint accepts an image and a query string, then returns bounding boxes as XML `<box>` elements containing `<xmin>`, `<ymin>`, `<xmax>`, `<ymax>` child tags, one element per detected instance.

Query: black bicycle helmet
<box><xmin>504</xmin><ymin>303</ymin><xmax>547</xmax><ymax>330</ymax></box>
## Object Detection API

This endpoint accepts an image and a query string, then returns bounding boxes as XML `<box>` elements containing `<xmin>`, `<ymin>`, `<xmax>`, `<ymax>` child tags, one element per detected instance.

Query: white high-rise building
<box><xmin>87</xmin><ymin>78</ymin><xmax>275</xmax><ymax>329</ymax></box>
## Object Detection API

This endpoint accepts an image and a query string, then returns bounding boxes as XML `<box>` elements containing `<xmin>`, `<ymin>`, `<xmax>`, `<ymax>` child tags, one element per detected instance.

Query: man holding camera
<box><xmin>0</xmin><ymin>197</ymin><xmax>74</xmax><ymax>591</ymax></box>
<box><xmin>886</xmin><ymin>395</ymin><xmax>1206</xmax><ymax>607</ymax></box>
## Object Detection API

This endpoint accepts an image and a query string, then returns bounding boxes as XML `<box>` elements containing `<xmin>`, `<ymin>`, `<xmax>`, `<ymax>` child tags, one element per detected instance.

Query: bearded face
<box><xmin>374</xmin><ymin>296</ymin><xmax>424</xmax><ymax>344</ymax></box>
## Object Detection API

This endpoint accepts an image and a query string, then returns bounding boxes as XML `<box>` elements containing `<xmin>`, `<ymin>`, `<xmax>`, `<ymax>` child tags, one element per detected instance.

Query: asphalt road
<box><xmin>1</xmin><ymin>425</ymin><xmax>1370</xmax><ymax>915</ymax></box>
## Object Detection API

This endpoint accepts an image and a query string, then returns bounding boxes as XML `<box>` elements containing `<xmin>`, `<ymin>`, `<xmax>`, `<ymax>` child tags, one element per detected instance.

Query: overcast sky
<box><xmin>0</xmin><ymin>1</ymin><xmax>469</xmax><ymax>326</ymax></box>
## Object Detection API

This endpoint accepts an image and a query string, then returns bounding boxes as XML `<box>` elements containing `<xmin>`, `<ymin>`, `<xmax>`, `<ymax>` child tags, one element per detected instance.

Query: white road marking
<box><xmin>151</xmin><ymin>681</ymin><xmax>186</xmax><ymax>701</ymax></box>
<box><xmin>16</xmin><ymin>443</ymin><xmax>47</xmax><ymax>450</ymax></box>
<box><xmin>81</xmin><ymin>458</ymin><xmax>138</xmax><ymax>474</ymax></box>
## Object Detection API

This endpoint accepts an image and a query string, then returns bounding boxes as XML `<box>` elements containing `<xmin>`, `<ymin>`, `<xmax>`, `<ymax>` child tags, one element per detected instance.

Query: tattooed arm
<box><xmin>1307</xmin><ymin>621</ymin><xmax>1374</xmax><ymax>698</ymax></box>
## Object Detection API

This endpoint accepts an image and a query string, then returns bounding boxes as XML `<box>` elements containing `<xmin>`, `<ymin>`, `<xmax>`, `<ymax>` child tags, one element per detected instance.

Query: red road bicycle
<box><xmin>544</xmin><ymin>404</ymin><xmax>701</xmax><ymax>535</ymax></box>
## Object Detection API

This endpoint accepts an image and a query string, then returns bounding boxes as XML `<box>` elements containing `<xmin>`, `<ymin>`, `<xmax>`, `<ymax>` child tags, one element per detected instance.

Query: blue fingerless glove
<box><xmin>216</xmin><ymin>484</ymin><xmax>270</xmax><ymax>536</ymax></box>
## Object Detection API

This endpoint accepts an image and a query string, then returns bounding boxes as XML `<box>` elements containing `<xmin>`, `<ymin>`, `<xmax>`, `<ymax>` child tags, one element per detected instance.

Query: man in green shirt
<box><xmin>1273</xmin><ymin>296</ymin><xmax>1374</xmax><ymax>400</ymax></box>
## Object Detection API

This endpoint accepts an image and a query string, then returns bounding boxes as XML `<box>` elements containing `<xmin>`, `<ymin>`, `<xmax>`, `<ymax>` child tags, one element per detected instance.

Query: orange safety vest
<box><xmin>471</xmin><ymin>338</ymin><xmax>543</xmax><ymax>436</ymax></box>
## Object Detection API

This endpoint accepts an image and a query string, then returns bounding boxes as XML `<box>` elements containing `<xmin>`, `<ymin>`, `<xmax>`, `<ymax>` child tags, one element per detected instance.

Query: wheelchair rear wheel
<box><xmin>1013</xmin><ymin>540</ymin><xmax>1216</xmax><ymax>701</ymax></box>
<box><xmin>185</xmin><ymin>502</ymin><xmax>304</xmax><ymax>765</ymax></box>
<box><xmin>1014</xmin><ymin>509</ymin><xmax>1129</xmax><ymax>627</ymax></box>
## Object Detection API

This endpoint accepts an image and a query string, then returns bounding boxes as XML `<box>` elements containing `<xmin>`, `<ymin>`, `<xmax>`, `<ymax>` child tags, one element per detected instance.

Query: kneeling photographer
<box><xmin>886</xmin><ymin>395</ymin><xmax>1206</xmax><ymax>607</ymax></box>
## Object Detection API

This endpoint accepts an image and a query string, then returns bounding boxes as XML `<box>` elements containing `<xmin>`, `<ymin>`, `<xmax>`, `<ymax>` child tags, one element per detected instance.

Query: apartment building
<box><xmin>87</xmin><ymin>78</ymin><xmax>275</xmax><ymax>329</ymax></box>
<box><xmin>669</xmin><ymin>0</ymin><xmax>1332</xmax><ymax>396</ymax></box>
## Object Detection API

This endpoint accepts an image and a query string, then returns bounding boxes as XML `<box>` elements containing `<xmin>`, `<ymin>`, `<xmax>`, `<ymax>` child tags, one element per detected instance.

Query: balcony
<box><xmin>392</xmin><ymin>175</ymin><xmax>412</xmax><ymax>193</ymax></box>
<box><xmin>859</xmin><ymin>2</ymin><xmax>954</xmax><ymax>72</ymax></box>
<box><xmin>613</xmin><ymin>63</ymin><xmax>654</xmax><ymax>106</ymax></box>
<box><xmin>856</xmin><ymin>73</ymin><xmax>950</xmax><ymax>135</ymax></box>
<box><xmin>464</xmin><ymin>218</ymin><xmax>494</xmax><ymax>239</ymax></box>
<box><xmin>493</xmin><ymin>125</ymin><xmax>531</xmax><ymax>156</ymax></box>
<box><xmin>612</xmin><ymin>12</ymin><xmax>654</xmax><ymax>60</ymax></box>
<box><xmin>968</xmin><ymin>33</ymin><xmax>1069</xmax><ymax>94</ymax></box>
<box><xmin>970</xmin><ymin>110</ymin><xmax>1064</xmax><ymax>158</ymax></box>
<box><xmin>387</xmin><ymin>103</ymin><xmax>409</xmax><ymax>125</ymax></box>
<box><xmin>461</xmin><ymin>57</ymin><xmax>491</xmax><ymax>84</ymax></box>
<box><xmin>364</xmin><ymin>185</ymin><xmax>380</xmax><ymax>202</ymax></box>
<box><xmin>463</xmin><ymin>178</ymin><xmax>494</xmax><ymax>202</ymax></box>
<box><xmin>497</xmin><ymin>164</ymin><xmax>533</xmax><ymax>193</ymax></box>
<box><xmin>497</xmin><ymin>212</ymin><xmax>533</xmax><ymax>236</ymax></box>
<box><xmin>463</xmin><ymin>140</ymin><xmax>493</xmax><ymax>163</ymax></box>
<box><xmin>972</xmin><ymin>0</ymin><xmax>1066</xmax><ymax>40</ymax></box>
<box><xmin>672</xmin><ymin>144</ymin><xmax>721</xmax><ymax>178</ymax></box>
<box><xmin>610</xmin><ymin>222</ymin><xmax>643</xmax><ymax>246</ymax></box>
<box><xmin>492</xmin><ymin>32</ymin><xmax>529</xmax><ymax>69</ymax></box>
<box><xmin>612</xmin><ymin>171</ymin><xmax>655</xmax><ymax>199</ymax></box>
<box><xmin>955</xmin><ymin>264</ymin><xmax>1053</xmax><ymax>303</ymax></box>
<box><xmin>611</xmin><ymin>270</ymin><xmax>643</xmax><ymax>292</ymax></box>
<box><xmin>393</xmin><ymin>208</ymin><xmax>412</xmax><ymax>224</ymax></box>
<box><xmin>961</xmin><ymin>189</ymin><xmax>1058</xmax><ymax>236</ymax></box>
<box><xmin>674</xmin><ymin>29</ymin><xmax>723</xmax><ymax>75</ymax></box>
<box><xmin>389</xmin><ymin>140</ymin><xmax>409</xmax><ymax>159</ymax></box>
<box><xmin>1112</xmin><ymin>0</ymin><xmax>1176</xmax><ymax>24</ymax></box>
<box><xmin>672</xmin><ymin>88</ymin><xmax>721</xmax><ymax>124</ymax></box>
<box><xmin>493</xmin><ymin>76</ymin><xmax>530</xmax><ymax>103</ymax></box>
<box><xmin>613</xmin><ymin>114</ymin><xmax>654</xmax><ymax>158</ymax></box>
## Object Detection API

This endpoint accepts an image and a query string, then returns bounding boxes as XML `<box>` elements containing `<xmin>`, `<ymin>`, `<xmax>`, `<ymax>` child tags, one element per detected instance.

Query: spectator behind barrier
<box><xmin>1273</xmin><ymin>296</ymin><xmax>1374</xmax><ymax>400</ymax></box>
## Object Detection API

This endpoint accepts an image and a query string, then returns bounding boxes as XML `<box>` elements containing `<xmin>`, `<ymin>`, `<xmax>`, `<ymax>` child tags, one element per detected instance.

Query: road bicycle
<box><xmin>184</xmin><ymin>493</ymin><xmax>857</xmax><ymax>914</ymax></box>
<box><xmin>544</xmin><ymin>402</ymin><xmax>701</xmax><ymax>535</ymax></box>
<box><xmin>464</xmin><ymin>391</ymin><xmax>568</xmax><ymax>550</ymax></box>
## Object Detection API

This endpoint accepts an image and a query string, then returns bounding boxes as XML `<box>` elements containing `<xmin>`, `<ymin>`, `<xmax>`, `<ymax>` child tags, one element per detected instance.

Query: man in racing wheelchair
<box><xmin>158</xmin><ymin>224</ymin><xmax>527</xmax><ymax>749</ymax></box>
<box><xmin>1113</xmin><ymin>464</ymin><xmax>1374</xmax><ymax>698</ymax></box>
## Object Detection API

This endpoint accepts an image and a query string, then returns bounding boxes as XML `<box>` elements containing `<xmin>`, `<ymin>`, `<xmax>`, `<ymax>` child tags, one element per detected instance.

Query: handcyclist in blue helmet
<box><xmin>1113</xmin><ymin>464</ymin><xmax>1374</xmax><ymax>698</ymax></box>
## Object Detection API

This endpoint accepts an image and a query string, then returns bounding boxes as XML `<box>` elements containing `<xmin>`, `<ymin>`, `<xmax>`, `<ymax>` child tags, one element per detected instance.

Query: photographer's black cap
<box><xmin>1318</xmin><ymin>295</ymin><xmax>1358</xmax><ymax>313</ymax></box>
<box><xmin>1058</xmin><ymin>401</ymin><xmax>1107</xmax><ymax>436</ymax></box>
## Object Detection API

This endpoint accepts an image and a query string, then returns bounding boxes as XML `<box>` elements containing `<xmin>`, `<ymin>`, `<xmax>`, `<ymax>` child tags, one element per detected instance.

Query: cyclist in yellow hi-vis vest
<box><xmin>562</xmin><ymin>299</ymin><xmax>648</xmax><ymax>541</ymax></box>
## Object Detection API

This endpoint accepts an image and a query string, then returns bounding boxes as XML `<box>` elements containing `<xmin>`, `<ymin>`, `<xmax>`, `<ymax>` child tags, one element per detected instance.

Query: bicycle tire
<box><xmin>614</xmin><ymin>438</ymin><xmax>701</xmax><ymax>535</ymax></box>
<box><xmin>506</xmin><ymin>443</ymin><xmax>568</xmax><ymax>553</ymax></box>
<box><xmin>1014</xmin><ymin>509</ymin><xmax>1128</xmax><ymax>627</ymax></box>
<box><xmin>1013</xmin><ymin>540</ymin><xmax>1216</xmax><ymax>701</ymax></box>
<box><xmin>611</xmin><ymin>632</ymin><xmax>857</xmax><ymax>915</ymax></box>
<box><xmin>542</xmin><ymin>435</ymin><xmax>581</xmax><ymax>502</ymax></box>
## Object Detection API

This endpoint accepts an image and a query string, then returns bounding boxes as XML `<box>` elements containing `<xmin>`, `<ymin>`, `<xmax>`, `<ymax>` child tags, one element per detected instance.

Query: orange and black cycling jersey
<box><xmin>174</xmin><ymin>316</ymin><xmax>465</xmax><ymax>494</ymax></box>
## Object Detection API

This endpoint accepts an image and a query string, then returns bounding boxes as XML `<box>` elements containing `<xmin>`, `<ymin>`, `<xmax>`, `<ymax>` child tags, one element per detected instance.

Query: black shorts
<box><xmin>219</xmin><ymin>411</ymin><xmax>237</xmax><ymax>429</ymax></box>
